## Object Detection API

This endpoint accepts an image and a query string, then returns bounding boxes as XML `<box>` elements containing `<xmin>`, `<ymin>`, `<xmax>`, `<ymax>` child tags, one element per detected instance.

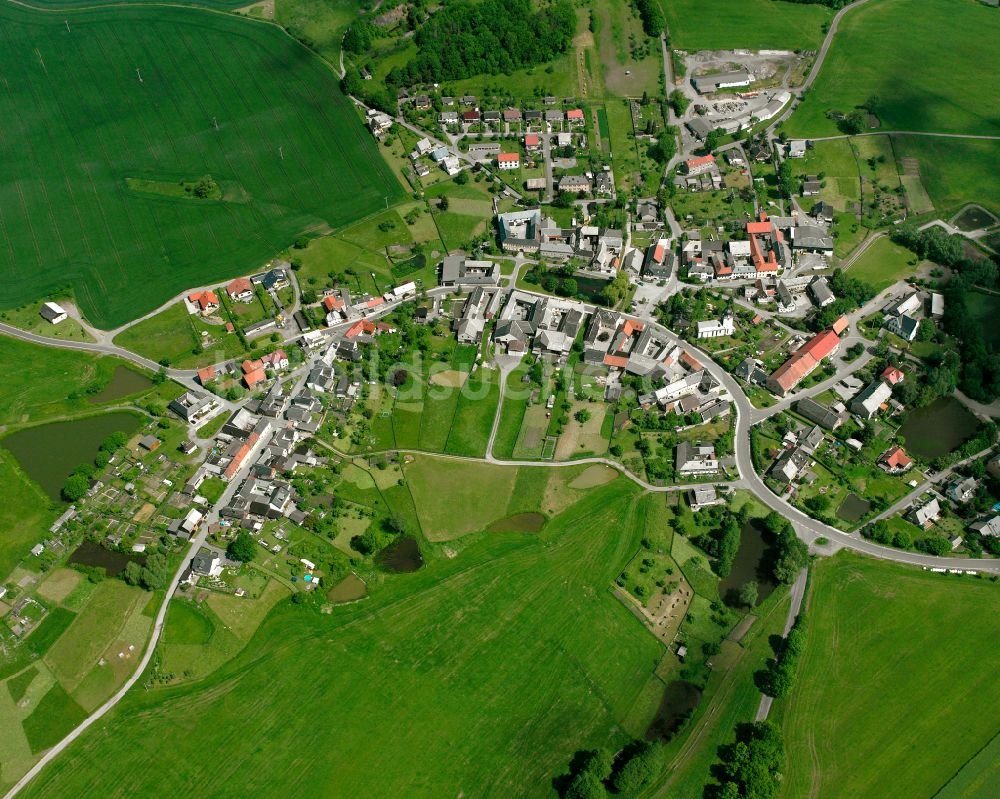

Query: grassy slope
<box><xmin>662</xmin><ymin>0</ymin><xmax>832</xmax><ymax>51</ymax></box>
<box><xmin>0</xmin><ymin>3</ymin><xmax>401</xmax><ymax>328</ymax></box>
<box><xmin>846</xmin><ymin>236</ymin><xmax>919</xmax><ymax>293</ymax></box>
<box><xmin>892</xmin><ymin>136</ymin><xmax>1000</xmax><ymax>217</ymax></box>
<box><xmin>785</xmin><ymin>0</ymin><xmax>1000</xmax><ymax>136</ymax></box>
<box><xmin>21</xmin><ymin>481</ymin><xmax>663</xmax><ymax>798</ymax></box>
<box><xmin>780</xmin><ymin>553</ymin><xmax>1000</xmax><ymax>799</ymax></box>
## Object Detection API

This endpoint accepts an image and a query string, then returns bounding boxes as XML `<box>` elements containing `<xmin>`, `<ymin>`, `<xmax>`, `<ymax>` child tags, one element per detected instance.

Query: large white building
<box><xmin>696</xmin><ymin>313</ymin><xmax>736</xmax><ymax>339</ymax></box>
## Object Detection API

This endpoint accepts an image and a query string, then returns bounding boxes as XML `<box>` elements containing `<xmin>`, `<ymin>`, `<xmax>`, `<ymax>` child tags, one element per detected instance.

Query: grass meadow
<box><xmin>779</xmin><ymin>554</ymin><xmax>1000</xmax><ymax>799</ymax></box>
<box><xmin>785</xmin><ymin>0</ymin><xmax>1000</xmax><ymax>137</ymax></box>
<box><xmin>892</xmin><ymin>137</ymin><xmax>1000</xmax><ymax>217</ymax></box>
<box><xmin>18</xmin><ymin>478</ymin><xmax>666</xmax><ymax>799</ymax></box>
<box><xmin>846</xmin><ymin>236</ymin><xmax>921</xmax><ymax>293</ymax></box>
<box><xmin>663</xmin><ymin>0</ymin><xmax>832</xmax><ymax>51</ymax></box>
<box><xmin>0</xmin><ymin>3</ymin><xmax>401</xmax><ymax>328</ymax></box>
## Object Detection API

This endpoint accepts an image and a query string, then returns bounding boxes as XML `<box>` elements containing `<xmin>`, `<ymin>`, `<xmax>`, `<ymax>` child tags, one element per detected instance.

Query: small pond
<box><xmin>68</xmin><ymin>541</ymin><xmax>145</xmax><ymax>577</ymax></box>
<box><xmin>645</xmin><ymin>680</ymin><xmax>702</xmax><ymax>741</ymax></box>
<box><xmin>487</xmin><ymin>512</ymin><xmax>547</xmax><ymax>533</ymax></box>
<box><xmin>326</xmin><ymin>574</ymin><xmax>368</xmax><ymax>603</ymax></box>
<box><xmin>2</xmin><ymin>411</ymin><xmax>143</xmax><ymax>500</ymax></box>
<box><xmin>377</xmin><ymin>537</ymin><xmax>424</xmax><ymax>573</ymax></box>
<box><xmin>837</xmin><ymin>493</ymin><xmax>872</xmax><ymax>523</ymax></box>
<box><xmin>89</xmin><ymin>366</ymin><xmax>153</xmax><ymax>404</ymax></box>
<box><xmin>572</xmin><ymin>275</ymin><xmax>612</xmax><ymax>305</ymax></box>
<box><xmin>718</xmin><ymin>520</ymin><xmax>778</xmax><ymax>607</ymax></box>
<box><xmin>897</xmin><ymin>397</ymin><xmax>980</xmax><ymax>460</ymax></box>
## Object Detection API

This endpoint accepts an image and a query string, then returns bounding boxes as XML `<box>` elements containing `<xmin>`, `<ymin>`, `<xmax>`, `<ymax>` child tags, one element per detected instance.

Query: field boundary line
<box><xmin>930</xmin><ymin>724</ymin><xmax>1000</xmax><ymax>798</ymax></box>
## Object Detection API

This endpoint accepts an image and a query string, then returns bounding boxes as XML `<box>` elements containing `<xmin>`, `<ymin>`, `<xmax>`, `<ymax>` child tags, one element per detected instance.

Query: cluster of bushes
<box><xmin>689</xmin><ymin>504</ymin><xmax>752</xmax><ymax>579</ymax></box>
<box><xmin>761</xmin><ymin>512</ymin><xmax>810</xmax><ymax>584</ymax></box>
<box><xmin>557</xmin><ymin>740</ymin><xmax>665</xmax><ymax>799</ymax></box>
<box><xmin>122</xmin><ymin>552</ymin><xmax>168</xmax><ymax>591</ymax></box>
<box><xmin>756</xmin><ymin>614</ymin><xmax>807</xmax><ymax>699</ymax></box>
<box><xmin>704</xmin><ymin>720</ymin><xmax>785</xmax><ymax>799</ymax></box>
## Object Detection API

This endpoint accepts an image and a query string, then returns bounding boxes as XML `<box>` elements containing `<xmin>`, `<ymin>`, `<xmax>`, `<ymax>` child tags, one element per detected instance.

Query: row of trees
<box><xmin>632</xmin><ymin>0</ymin><xmax>665</xmax><ymax>37</ymax></box>
<box><xmin>756</xmin><ymin>614</ymin><xmax>807</xmax><ymax>699</ymax></box>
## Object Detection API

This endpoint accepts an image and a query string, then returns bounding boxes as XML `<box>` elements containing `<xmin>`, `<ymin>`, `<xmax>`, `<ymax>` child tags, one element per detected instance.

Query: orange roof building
<box><xmin>831</xmin><ymin>315</ymin><xmax>850</xmax><ymax>335</ymax></box>
<box><xmin>880</xmin><ymin>446</ymin><xmax>913</xmax><ymax>471</ymax></box>
<box><xmin>747</xmin><ymin>213</ymin><xmax>783</xmax><ymax>275</ymax></box>
<box><xmin>227</xmin><ymin>277</ymin><xmax>254</xmax><ymax>300</ymax></box>
<box><xmin>188</xmin><ymin>290</ymin><xmax>219</xmax><ymax>312</ymax></box>
<box><xmin>323</xmin><ymin>296</ymin><xmax>344</xmax><ymax>312</ymax></box>
<box><xmin>197</xmin><ymin>366</ymin><xmax>216</xmax><ymax>385</ymax></box>
<box><xmin>243</xmin><ymin>367</ymin><xmax>266</xmax><ymax>388</ymax></box>
<box><xmin>881</xmin><ymin>366</ymin><xmax>905</xmax><ymax>385</ymax></box>
<box><xmin>767</xmin><ymin>329</ymin><xmax>841</xmax><ymax>396</ymax></box>
<box><xmin>685</xmin><ymin>154</ymin><xmax>716</xmax><ymax>175</ymax></box>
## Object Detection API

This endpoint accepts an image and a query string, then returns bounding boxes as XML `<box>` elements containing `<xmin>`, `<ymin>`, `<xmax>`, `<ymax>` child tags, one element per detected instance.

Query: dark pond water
<box><xmin>68</xmin><ymin>541</ymin><xmax>145</xmax><ymax>577</ymax></box>
<box><xmin>2</xmin><ymin>411</ymin><xmax>142</xmax><ymax>500</ymax></box>
<box><xmin>573</xmin><ymin>275</ymin><xmax>612</xmax><ymax>305</ymax></box>
<box><xmin>89</xmin><ymin>366</ymin><xmax>153</xmax><ymax>404</ymax></box>
<box><xmin>718</xmin><ymin>520</ymin><xmax>778</xmax><ymax>607</ymax></box>
<box><xmin>645</xmin><ymin>680</ymin><xmax>702</xmax><ymax>741</ymax></box>
<box><xmin>377</xmin><ymin>536</ymin><xmax>424</xmax><ymax>573</ymax></box>
<box><xmin>837</xmin><ymin>493</ymin><xmax>872</xmax><ymax>523</ymax></box>
<box><xmin>897</xmin><ymin>397</ymin><xmax>980</xmax><ymax>460</ymax></box>
<box><xmin>487</xmin><ymin>512</ymin><xmax>547</xmax><ymax>532</ymax></box>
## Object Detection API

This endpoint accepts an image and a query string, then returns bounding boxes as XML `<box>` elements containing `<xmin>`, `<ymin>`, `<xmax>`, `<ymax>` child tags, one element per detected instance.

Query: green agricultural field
<box><xmin>19</xmin><ymin>479</ymin><xmax>665</xmax><ymax>799</ymax></box>
<box><xmin>937</xmin><ymin>731</ymin><xmax>1000</xmax><ymax>799</ymax></box>
<box><xmin>781</xmin><ymin>554</ymin><xmax>1000</xmax><ymax>799</ymax></box>
<box><xmin>663</xmin><ymin>0</ymin><xmax>832</xmax><ymax>51</ymax></box>
<box><xmin>20</xmin><ymin>682</ymin><xmax>88</xmax><ymax>755</ymax></box>
<box><xmin>0</xmin><ymin>3</ymin><xmax>401</xmax><ymax>328</ymax></box>
<box><xmin>846</xmin><ymin>236</ymin><xmax>921</xmax><ymax>292</ymax></box>
<box><xmin>785</xmin><ymin>0</ymin><xmax>1000</xmax><ymax>137</ymax></box>
<box><xmin>892</xmin><ymin>136</ymin><xmax>1000</xmax><ymax>217</ymax></box>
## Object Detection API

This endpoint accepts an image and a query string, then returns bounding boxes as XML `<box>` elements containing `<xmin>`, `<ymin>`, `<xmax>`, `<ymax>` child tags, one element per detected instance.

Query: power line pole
<box><xmin>65</xmin><ymin>20</ymin><xmax>71</xmax><ymax>33</ymax></box>
<box><xmin>136</xmin><ymin>68</ymin><xmax>143</xmax><ymax>84</ymax></box>
<box><xmin>213</xmin><ymin>116</ymin><xmax>219</xmax><ymax>131</ymax></box>
<box><xmin>278</xmin><ymin>146</ymin><xmax>284</xmax><ymax>160</ymax></box>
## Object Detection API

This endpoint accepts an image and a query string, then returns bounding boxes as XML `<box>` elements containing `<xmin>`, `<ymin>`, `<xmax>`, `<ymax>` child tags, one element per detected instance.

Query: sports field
<box><xmin>0</xmin><ymin>4</ymin><xmax>401</xmax><ymax>328</ymax></box>
<box><xmin>663</xmin><ymin>0</ymin><xmax>832</xmax><ymax>51</ymax></box>
<box><xmin>780</xmin><ymin>554</ymin><xmax>1000</xmax><ymax>798</ymax></box>
<box><xmin>785</xmin><ymin>0</ymin><xmax>1000</xmax><ymax>137</ymax></box>
<box><xmin>18</xmin><ymin>478</ymin><xmax>665</xmax><ymax>799</ymax></box>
